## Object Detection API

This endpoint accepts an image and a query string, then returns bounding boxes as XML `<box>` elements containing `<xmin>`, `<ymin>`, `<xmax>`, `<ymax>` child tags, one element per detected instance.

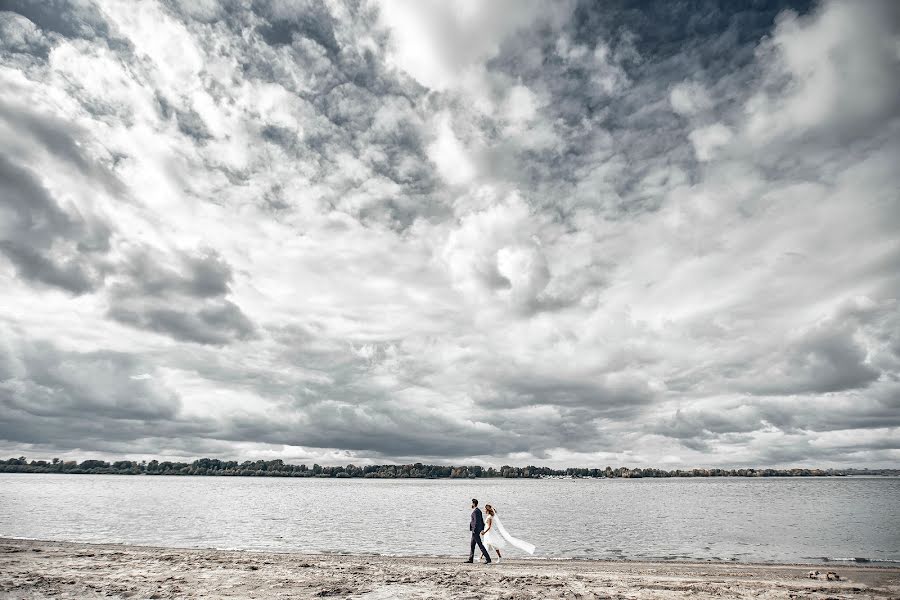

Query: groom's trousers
<box><xmin>469</xmin><ymin>531</ymin><xmax>490</xmax><ymax>561</ymax></box>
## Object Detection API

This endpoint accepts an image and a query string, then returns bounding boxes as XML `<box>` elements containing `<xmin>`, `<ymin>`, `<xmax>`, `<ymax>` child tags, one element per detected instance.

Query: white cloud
<box><xmin>670</xmin><ymin>81</ymin><xmax>713</xmax><ymax>116</ymax></box>
<box><xmin>442</xmin><ymin>191</ymin><xmax>540</xmax><ymax>302</ymax></box>
<box><xmin>503</xmin><ymin>84</ymin><xmax>539</xmax><ymax>124</ymax></box>
<box><xmin>426</xmin><ymin>113</ymin><xmax>478</xmax><ymax>185</ymax></box>
<box><xmin>744</xmin><ymin>0</ymin><xmax>900</xmax><ymax>143</ymax></box>
<box><xmin>688</xmin><ymin>123</ymin><xmax>733</xmax><ymax>161</ymax></box>
<box><xmin>375</xmin><ymin>0</ymin><xmax>572</xmax><ymax>91</ymax></box>
<box><xmin>0</xmin><ymin>11</ymin><xmax>48</xmax><ymax>54</ymax></box>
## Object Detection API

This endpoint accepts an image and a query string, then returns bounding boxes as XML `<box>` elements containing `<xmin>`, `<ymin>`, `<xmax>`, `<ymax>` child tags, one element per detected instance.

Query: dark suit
<box><xmin>468</xmin><ymin>507</ymin><xmax>490</xmax><ymax>562</ymax></box>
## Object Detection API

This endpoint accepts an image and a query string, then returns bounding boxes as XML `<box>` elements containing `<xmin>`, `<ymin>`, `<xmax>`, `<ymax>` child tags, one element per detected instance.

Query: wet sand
<box><xmin>1</xmin><ymin>538</ymin><xmax>898</xmax><ymax>599</ymax></box>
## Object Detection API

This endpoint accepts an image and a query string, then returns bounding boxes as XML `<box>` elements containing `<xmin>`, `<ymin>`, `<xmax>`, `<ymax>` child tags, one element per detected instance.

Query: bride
<box><xmin>480</xmin><ymin>504</ymin><xmax>535</xmax><ymax>562</ymax></box>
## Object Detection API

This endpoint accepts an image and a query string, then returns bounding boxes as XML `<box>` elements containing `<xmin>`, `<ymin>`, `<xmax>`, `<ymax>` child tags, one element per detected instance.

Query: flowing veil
<box><xmin>493</xmin><ymin>514</ymin><xmax>536</xmax><ymax>555</ymax></box>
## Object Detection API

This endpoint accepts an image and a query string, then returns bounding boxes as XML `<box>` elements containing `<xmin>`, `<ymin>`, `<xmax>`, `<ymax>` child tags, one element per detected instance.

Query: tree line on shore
<box><xmin>1</xmin><ymin>457</ymin><xmax>895</xmax><ymax>478</ymax></box>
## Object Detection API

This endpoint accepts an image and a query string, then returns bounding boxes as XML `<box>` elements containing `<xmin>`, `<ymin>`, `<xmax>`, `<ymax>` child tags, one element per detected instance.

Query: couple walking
<box><xmin>466</xmin><ymin>498</ymin><xmax>535</xmax><ymax>564</ymax></box>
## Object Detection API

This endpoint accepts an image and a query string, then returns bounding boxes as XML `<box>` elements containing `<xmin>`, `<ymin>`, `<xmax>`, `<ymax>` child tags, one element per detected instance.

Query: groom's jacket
<box><xmin>470</xmin><ymin>508</ymin><xmax>485</xmax><ymax>533</ymax></box>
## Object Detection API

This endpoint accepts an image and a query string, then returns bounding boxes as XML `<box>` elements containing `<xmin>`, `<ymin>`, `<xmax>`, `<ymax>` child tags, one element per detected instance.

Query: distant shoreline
<box><xmin>3</xmin><ymin>457</ymin><xmax>897</xmax><ymax>479</ymax></box>
<box><xmin>2</xmin><ymin>538</ymin><xmax>898</xmax><ymax>599</ymax></box>
<box><xmin>3</xmin><ymin>470</ymin><xmax>899</xmax><ymax>480</ymax></box>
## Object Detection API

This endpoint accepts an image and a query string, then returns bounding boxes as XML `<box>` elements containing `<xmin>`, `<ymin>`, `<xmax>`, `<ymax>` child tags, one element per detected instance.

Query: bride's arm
<box><xmin>481</xmin><ymin>517</ymin><xmax>492</xmax><ymax>535</ymax></box>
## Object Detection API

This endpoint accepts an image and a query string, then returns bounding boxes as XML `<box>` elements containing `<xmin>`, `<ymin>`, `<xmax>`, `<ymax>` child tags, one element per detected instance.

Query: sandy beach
<box><xmin>1</xmin><ymin>538</ymin><xmax>898</xmax><ymax>599</ymax></box>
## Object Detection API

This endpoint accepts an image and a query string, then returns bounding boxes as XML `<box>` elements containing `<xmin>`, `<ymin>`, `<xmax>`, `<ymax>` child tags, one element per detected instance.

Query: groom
<box><xmin>465</xmin><ymin>498</ymin><xmax>491</xmax><ymax>564</ymax></box>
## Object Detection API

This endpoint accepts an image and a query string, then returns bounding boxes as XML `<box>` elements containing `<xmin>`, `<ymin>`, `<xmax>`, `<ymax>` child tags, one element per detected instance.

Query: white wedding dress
<box><xmin>483</xmin><ymin>514</ymin><xmax>535</xmax><ymax>555</ymax></box>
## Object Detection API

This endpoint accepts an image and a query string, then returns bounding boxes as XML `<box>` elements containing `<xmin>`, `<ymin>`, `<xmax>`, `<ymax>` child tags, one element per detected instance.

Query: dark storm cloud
<box><xmin>129</xmin><ymin>330</ymin><xmax>616</xmax><ymax>458</ymax></box>
<box><xmin>260</xmin><ymin>124</ymin><xmax>300</xmax><ymax>152</ymax></box>
<box><xmin>0</xmin><ymin>11</ymin><xmax>53</xmax><ymax>60</ymax></box>
<box><xmin>156</xmin><ymin>98</ymin><xmax>213</xmax><ymax>143</ymax></box>
<box><xmin>107</xmin><ymin>248</ymin><xmax>255</xmax><ymax>345</ymax></box>
<box><xmin>483</xmin><ymin>372</ymin><xmax>654</xmax><ymax>416</ymax></box>
<box><xmin>0</xmin><ymin>243</ymin><xmax>98</xmax><ymax>295</ymax></box>
<box><xmin>0</xmin><ymin>99</ymin><xmax>124</xmax><ymax>194</ymax></box>
<box><xmin>484</xmin><ymin>1</ymin><xmax>803</xmax><ymax>216</ymax></box>
<box><xmin>109</xmin><ymin>302</ymin><xmax>255</xmax><ymax>346</ymax></box>
<box><xmin>0</xmin><ymin>0</ymin><xmax>135</xmax><ymax>61</ymax></box>
<box><xmin>157</xmin><ymin>343</ymin><xmax>522</xmax><ymax>457</ymax></box>
<box><xmin>0</xmin><ymin>333</ymin><xmax>221</xmax><ymax>453</ymax></box>
<box><xmin>652</xmin><ymin>383</ymin><xmax>900</xmax><ymax>449</ymax></box>
<box><xmin>214</xmin><ymin>403</ymin><xmax>519</xmax><ymax>458</ymax></box>
<box><xmin>738</xmin><ymin>323</ymin><xmax>881</xmax><ymax>396</ymax></box>
<box><xmin>253</xmin><ymin>0</ymin><xmax>340</xmax><ymax>55</ymax></box>
<box><xmin>0</xmin><ymin>338</ymin><xmax>180</xmax><ymax>427</ymax></box>
<box><xmin>565</xmin><ymin>0</ymin><xmax>815</xmax><ymax>71</ymax></box>
<box><xmin>0</xmin><ymin>154</ymin><xmax>110</xmax><ymax>293</ymax></box>
<box><xmin>115</xmin><ymin>249</ymin><xmax>234</xmax><ymax>299</ymax></box>
<box><xmin>0</xmin><ymin>0</ymin><xmax>111</xmax><ymax>41</ymax></box>
<box><xmin>753</xmin><ymin>434</ymin><xmax>900</xmax><ymax>467</ymax></box>
<box><xmin>204</xmin><ymin>385</ymin><xmax>623</xmax><ymax>459</ymax></box>
<box><xmin>486</xmin><ymin>406</ymin><xmax>621</xmax><ymax>456</ymax></box>
<box><xmin>0</xmin><ymin>410</ymin><xmax>218</xmax><ymax>455</ymax></box>
<box><xmin>653</xmin><ymin>407</ymin><xmax>761</xmax><ymax>441</ymax></box>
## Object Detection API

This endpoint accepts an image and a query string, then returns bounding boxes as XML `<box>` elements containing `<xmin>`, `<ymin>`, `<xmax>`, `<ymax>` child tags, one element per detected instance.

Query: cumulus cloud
<box><xmin>106</xmin><ymin>247</ymin><xmax>254</xmax><ymax>345</ymax></box>
<box><xmin>744</xmin><ymin>1</ymin><xmax>900</xmax><ymax>145</ymax></box>
<box><xmin>0</xmin><ymin>331</ymin><xmax>194</xmax><ymax>450</ymax></box>
<box><xmin>442</xmin><ymin>192</ymin><xmax>550</xmax><ymax>310</ymax></box>
<box><xmin>427</xmin><ymin>113</ymin><xmax>478</xmax><ymax>185</ymax></box>
<box><xmin>0</xmin><ymin>144</ymin><xmax>111</xmax><ymax>294</ymax></box>
<box><xmin>670</xmin><ymin>81</ymin><xmax>713</xmax><ymax>116</ymax></box>
<box><xmin>0</xmin><ymin>336</ymin><xmax>180</xmax><ymax>421</ymax></box>
<box><xmin>0</xmin><ymin>0</ymin><xmax>898</xmax><ymax>468</ymax></box>
<box><xmin>376</xmin><ymin>0</ymin><xmax>573</xmax><ymax>91</ymax></box>
<box><xmin>688</xmin><ymin>123</ymin><xmax>734</xmax><ymax>161</ymax></box>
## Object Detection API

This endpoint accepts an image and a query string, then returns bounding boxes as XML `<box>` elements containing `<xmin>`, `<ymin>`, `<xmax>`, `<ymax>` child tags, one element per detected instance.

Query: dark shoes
<box><xmin>464</xmin><ymin>559</ymin><xmax>474</xmax><ymax>563</ymax></box>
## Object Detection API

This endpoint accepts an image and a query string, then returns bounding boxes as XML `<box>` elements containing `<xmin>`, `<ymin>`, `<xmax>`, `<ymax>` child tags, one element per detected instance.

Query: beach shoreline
<box><xmin>2</xmin><ymin>538</ymin><xmax>898</xmax><ymax>599</ymax></box>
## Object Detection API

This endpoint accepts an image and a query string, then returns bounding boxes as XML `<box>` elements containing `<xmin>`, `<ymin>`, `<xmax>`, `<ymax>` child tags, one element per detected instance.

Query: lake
<box><xmin>1</xmin><ymin>474</ymin><xmax>897</xmax><ymax>565</ymax></box>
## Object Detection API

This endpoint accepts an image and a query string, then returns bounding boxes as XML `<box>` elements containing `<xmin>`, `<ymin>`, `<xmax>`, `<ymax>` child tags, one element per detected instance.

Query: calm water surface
<box><xmin>1</xmin><ymin>474</ymin><xmax>898</xmax><ymax>565</ymax></box>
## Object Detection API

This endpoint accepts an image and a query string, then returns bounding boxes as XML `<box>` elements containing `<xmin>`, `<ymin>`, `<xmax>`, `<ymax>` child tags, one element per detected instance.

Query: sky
<box><xmin>0</xmin><ymin>0</ymin><xmax>898</xmax><ymax>469</ymax></box>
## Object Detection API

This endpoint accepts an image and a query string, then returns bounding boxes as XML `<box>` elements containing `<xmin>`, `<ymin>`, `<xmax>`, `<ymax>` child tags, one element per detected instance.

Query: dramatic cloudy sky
<box><xmin>1</xmin><ymin>0</ymin><xmax>898</xmax><ymax>468</ymax></box>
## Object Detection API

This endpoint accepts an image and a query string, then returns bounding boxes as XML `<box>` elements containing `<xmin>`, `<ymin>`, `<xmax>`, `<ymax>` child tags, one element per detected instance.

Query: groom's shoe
<box><xmin>464</xmin><ymin>559</ymin><xmax>474</xmax><ymax>563</ymax></box>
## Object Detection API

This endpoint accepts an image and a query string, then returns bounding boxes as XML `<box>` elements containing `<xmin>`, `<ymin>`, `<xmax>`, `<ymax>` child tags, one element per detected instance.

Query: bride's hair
<box><xmin>484</xmin><ymin>505</ymin><xmax>496</xmax><ymax>515</ymax></box>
